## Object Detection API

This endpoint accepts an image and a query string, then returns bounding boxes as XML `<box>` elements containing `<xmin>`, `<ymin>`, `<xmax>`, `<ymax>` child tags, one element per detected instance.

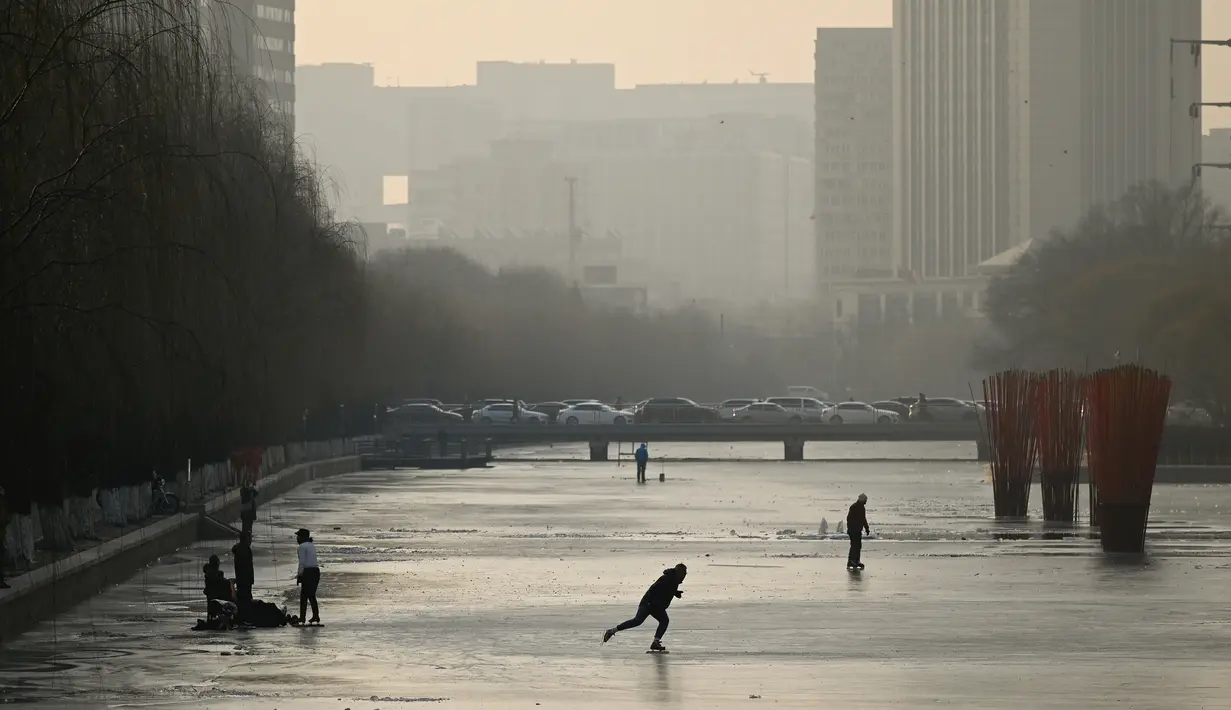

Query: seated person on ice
<box><xmin>197</xmin><ymin>551</ymin><xmax>294</xmax><ymax>629</ymax></box>
<box><xmin>194</xmin><ymin>598</ymin><xmax>239</xmax><ymax>631</ymax></box>
<box><xmin>203</xmin><ymin>554</ymin><xmax>235</xmax><ymax>607</ymax></box>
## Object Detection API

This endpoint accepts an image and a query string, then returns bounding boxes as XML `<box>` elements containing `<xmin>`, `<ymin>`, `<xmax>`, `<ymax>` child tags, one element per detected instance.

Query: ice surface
<box><xmin>3</xmin><ymin>443</ymin><xmax>1231</xmax><ymax>709</ymax></box>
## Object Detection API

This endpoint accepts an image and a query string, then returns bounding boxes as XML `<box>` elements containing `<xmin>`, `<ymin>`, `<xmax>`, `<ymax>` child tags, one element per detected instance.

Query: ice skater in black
<box><xmin>602</xmin><ymin>563</ymin><xmax>687</xmax><ymax>652</ymax></box>
<box><xmin>232</xmin><ymin>531</ymin><xmax>255</xmax><ymax>614</ymax></box>
<box><xmin>847</xmin><ymin>493</ymin><xmax>870</xmax><ymax>569</ymax></box>
<box><xmin>239</xmin><ymin>481</ymin><xmax>258</xmax><ymax>537</ymax></box>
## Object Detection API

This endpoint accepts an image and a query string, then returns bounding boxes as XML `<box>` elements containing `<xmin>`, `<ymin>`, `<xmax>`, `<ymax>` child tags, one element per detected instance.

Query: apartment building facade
<box><xmin>200</xmin><ymin>0</ymin><xmax>296</xmax><ymax>125</ymax></box>
<box><xmin>892</xmin><ymin>0</ymin><xmax>1200</xmax><ymax>280</ymax></box>
<box><xmin>814</xmin><ymin>28</ymin><xmax>894</xmax><ymax>281</ymax></box>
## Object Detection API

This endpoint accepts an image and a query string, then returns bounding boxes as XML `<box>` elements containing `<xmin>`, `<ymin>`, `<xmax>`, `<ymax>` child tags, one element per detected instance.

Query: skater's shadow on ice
<box><xmin>641</xmin><ymin>649</ymin><xmax>676</xmax><ymax>705</ymax></box>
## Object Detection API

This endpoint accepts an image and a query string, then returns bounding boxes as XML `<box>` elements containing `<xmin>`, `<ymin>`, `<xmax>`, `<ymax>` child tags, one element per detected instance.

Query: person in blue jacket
<box><xmin>634</xmin><ymin>443</ymin><xmax>649</xmax><ymax>483</ymax></box>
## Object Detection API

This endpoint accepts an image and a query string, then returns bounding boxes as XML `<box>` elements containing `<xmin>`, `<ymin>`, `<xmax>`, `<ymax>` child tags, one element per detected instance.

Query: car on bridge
<box><xmin>871</xmin><ymin>400</ymin><xmax>911</xmax><ymax>418</ymax></box>
<box><xmin>1167</xmin><ymin>401</ymin><xmax>1215</xmax><ymax>427</ymax></box>
<box><xmin>822</xmin><ymin>401</ymin><xmax>901</xmax><ymax>424</ymax></box>
<box><xmin>728</xmin><ymin>401</ymin><xmax>798</xmax><ymax>424</ymax></box>
<box><xmin>391</xmin><ymin>403</ymin><xmax>466</xmax><ymax>423</ymax></box>
<box><xmin>381</xmin><ymin>403</ymin><xmax>466</xmax><ymax>438</ymax></box>
<box><xmin>528</xmin><ymin>401</ymin><xmax>570</xmax><ymax>422</ymax></box>
<box><xmin>715</xmin><ymin>398</ymin><xmax>761</xmax><ymax>418</ymax></box>
<box><xmin>635</xmin><ymin>397</ymin><xmax>722</xmax><ymax>424</ymax></box>
<box><xmin>908</xmin><ymin>398</ymin><xmax>981</xmax><ymax>422</ymax></box>
<box><xmin>471</xmin><ymin>402</ymin><xmax>549</xmax><ymax>425</ymax></box>
<box><xmin>787</xmin><ymin>385</ymin><xmax>831</xmax><ymax>401</ymax></box>
<box><xmin>764</xmin><ymin>397</ymin><xmax>828</xmax><ymax>423</ymax></box>
<box><xmin>450</xmin><ymin>398</ymin><xmax>521</xmax><ymax>420</ymax></box>
<box><xmin>557</xmin><ymin>402</ymin><xmax>635</xmax><ymax>425</ymax></box>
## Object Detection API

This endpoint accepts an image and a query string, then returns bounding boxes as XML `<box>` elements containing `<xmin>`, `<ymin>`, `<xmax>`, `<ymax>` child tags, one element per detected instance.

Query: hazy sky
<box><xmin>298</xmin><ymin>0</ymin><xmax>1231</xmax><ymax>128</ymax></box>
<box><xmin>296</xmin><ymin>0</ymin><xmax>889</xmax><ymax>86</ymax></box>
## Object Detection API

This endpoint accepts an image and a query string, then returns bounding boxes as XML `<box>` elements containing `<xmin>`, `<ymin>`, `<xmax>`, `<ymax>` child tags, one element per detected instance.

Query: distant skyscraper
<box><xmin>1071</xmin><ymin>0</ymin><xmax>1200</xmax><ymax>206</ymax></box>
<box><xmin>893</xmin><ymin>0</ymin><xmax>1200</xmax><ymax>280</ymax></box>
<box><xmin>814</xmin><ymin>28</ymin><xmax>893</xmax><ymax>281</ymax></box>
<box><xmin>892</xmin><ymin>1</ymin><xmax>1014</xmax><ymax>281</ymax></box>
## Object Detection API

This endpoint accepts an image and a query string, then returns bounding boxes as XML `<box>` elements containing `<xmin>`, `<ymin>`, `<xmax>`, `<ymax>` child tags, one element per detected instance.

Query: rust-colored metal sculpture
<box><xmin>1083</xmin><ymin>365</ymin><xmax>1171</xmax><ymax>553</ymax></box>
<box><xmin>982</xmin><ymin>369</ymin><xmax>1039</xmax><ymax>518</ymax></box>
<box><xmin>1033</xmin><ymin>370</ymin><xmax>1086</xmax><ymax>523</ymax></box>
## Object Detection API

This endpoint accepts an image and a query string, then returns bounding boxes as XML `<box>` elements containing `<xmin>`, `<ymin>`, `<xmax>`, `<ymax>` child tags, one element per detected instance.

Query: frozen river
<box><xmin>3</xmin><ymin>442</ymin><xmax>1231</xmax><ymax>709</ymax></box>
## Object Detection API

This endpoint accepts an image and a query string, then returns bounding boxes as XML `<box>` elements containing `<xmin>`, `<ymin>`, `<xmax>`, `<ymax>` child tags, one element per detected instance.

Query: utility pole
<box><xmin>565</xmin><ymin>176</ymin><xmax>579</xmax><ymax>283</ymax></box>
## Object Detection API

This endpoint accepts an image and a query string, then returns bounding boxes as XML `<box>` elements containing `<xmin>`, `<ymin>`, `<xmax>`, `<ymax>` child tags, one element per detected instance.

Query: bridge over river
<box><xmin>395</xmin><ymin>422</ymin><xmax>985</xmax><ymax>461</ymax></box>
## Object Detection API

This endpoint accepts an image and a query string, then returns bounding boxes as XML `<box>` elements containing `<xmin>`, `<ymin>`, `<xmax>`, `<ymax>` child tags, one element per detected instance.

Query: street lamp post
<box><xmin>1188</xmin><ymin>101</ymin><xmax>1231</xmax><ymax>119</ymax></box>
<box><xmin>1170</xmin><ymin>38</ymin><xmax>1231</xmax><ymax>49</ymax></box>
<box><xmin>1191</xmin><ymin>162</ymin><xmax>1231</xmax><ymax>188</ymax></box>
<box><xmin>1171</xmin><ymin>39</ymin><xmax>1226</xmax><ymax>187</ymax></box>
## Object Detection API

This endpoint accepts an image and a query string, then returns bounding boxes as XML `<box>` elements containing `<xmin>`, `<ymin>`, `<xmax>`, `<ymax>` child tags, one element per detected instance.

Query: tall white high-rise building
<box><xmin>893</xmin><ymin>0</ymin><xmax>1201</xmax><ymax>280</ymax></box>
<box><xmin>814</xmin><ymin>28</ymin><xmax>894</xmax><ymax>281</ymax></box>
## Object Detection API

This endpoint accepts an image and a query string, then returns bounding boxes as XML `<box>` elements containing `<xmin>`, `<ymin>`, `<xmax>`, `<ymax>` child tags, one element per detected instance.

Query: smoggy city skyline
<box><xmin>294</xmin><ymin>0</ymin><xmax>890</xmax><ymax>87</ymax></box>
<box><xmin>297</xmin><ymin>0</ymin><xmax>1231</xmax><ymax>129</ymax></box>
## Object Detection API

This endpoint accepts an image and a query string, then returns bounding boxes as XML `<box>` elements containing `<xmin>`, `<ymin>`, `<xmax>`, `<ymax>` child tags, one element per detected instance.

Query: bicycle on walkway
<box><xmin>151</xmin><ymin>472</ymin><xmax>181</xmax><ymax>515</ymax></box>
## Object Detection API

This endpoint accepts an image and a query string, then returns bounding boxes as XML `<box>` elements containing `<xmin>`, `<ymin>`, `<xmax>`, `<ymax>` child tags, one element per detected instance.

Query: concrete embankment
<box><xmin>0</xmin><ymin>455</ymin><xmax>358</xmax><ymax>643</ymax></box>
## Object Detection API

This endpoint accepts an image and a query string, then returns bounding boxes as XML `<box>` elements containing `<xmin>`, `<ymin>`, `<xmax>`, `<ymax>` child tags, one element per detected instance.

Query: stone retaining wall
<box><xmin>1</xmin><ymin>439</ymin><xmax>357</xmax><ymax>569</ymax></box>
<box><xmin>0</xmin><ymin>453</ymin><xmax>361</xmax><ymax>644</ymax></box>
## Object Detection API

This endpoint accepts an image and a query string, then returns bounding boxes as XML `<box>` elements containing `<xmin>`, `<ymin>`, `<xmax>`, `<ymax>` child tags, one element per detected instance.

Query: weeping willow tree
<box><xmin>0</xmin><ymin>0</ymin><xmax>365</xmax><ymax>511</ymax></box>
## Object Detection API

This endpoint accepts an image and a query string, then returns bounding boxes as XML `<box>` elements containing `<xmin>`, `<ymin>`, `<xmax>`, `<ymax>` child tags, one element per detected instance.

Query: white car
<box><xmin>557</xmin><ymin>402</ymin><xmax>635</xmax><ymax>425</ymax></box>
<box><xmin>822</xmin><ymin>401</ymin><xmax>900</xmax><ymax>424</ymax></box>
<box><xmin>728</xmin><ymin>402</ymin><xmax>798</xmax><ymax>424</ymax></box>
<box><xmin>1167</xmin><ymin>402</ymin><xmax>1214</xmax><ymax>427</ymax></box>
<box><xmin>787</xmin><ymin>385</ymin><xmax>831</xmax><ymax>401</ymax></box>
<box><xmin>471</xmin><ymin>403</ymin><xmax>548</xmax><ymax>425</ymax></box>
<box><xmin>715</xmin><ymin>398</ymin><xmax>760</xmax><ymax>418</ymax></box>
<box><xmin>764</xmin><ymin>397</ymin><xmax>828</xmax><ymax>423</ymax></box>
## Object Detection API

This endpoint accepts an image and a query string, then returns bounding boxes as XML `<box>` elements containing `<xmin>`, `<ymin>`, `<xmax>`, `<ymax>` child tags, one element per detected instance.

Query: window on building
<box><xmin>254</xmin><ymin>34</ymin><xmax>285</xmax><ymax>52</ymax></box>
<box><xmin>256</xmin><ymin>4</ymin><xmax>293</xmax><ymax>23</ymax></box>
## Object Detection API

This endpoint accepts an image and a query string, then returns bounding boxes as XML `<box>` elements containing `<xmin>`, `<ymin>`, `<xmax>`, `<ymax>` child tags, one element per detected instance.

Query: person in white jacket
<box><xmin>295</xmin><ymin>528</ymin><xmax>321</xmax><ymax>624</ymax></box>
